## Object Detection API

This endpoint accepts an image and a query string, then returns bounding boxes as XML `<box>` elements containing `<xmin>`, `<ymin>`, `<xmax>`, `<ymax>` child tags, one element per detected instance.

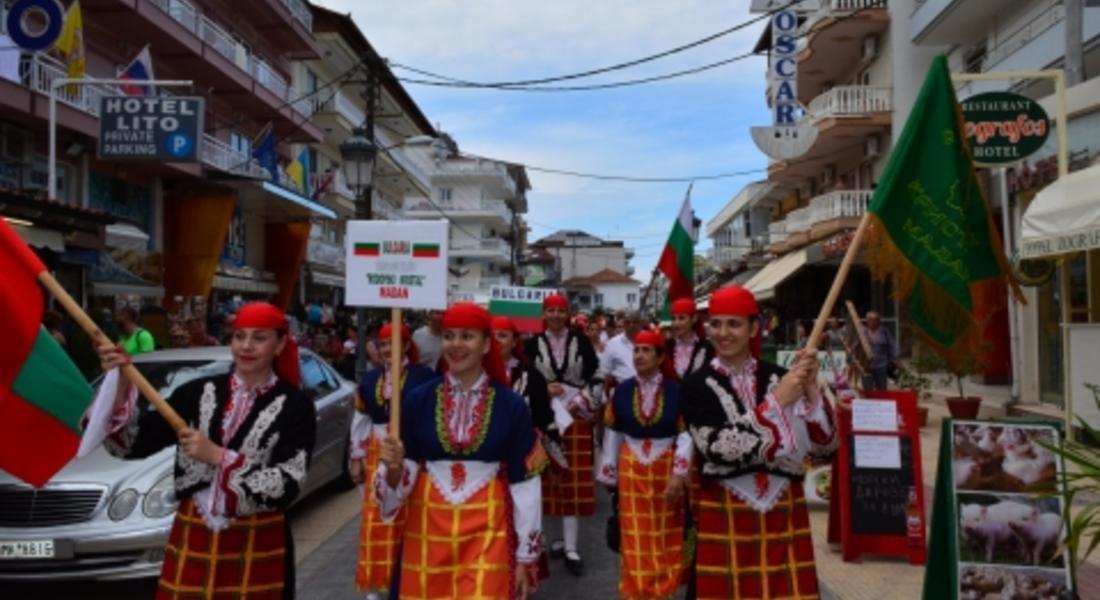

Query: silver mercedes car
<box><xmin>0</xmin><ymin>347</ymin><xmax>356</xmax><ymax>581</ymax></box>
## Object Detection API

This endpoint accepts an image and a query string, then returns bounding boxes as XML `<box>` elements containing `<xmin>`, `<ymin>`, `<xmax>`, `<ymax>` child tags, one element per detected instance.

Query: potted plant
<box><xmin>1038</xmin><ymin>383</ymin><xmax>1100</xmax><ymax>568</ymax></box>
<box><xmin>939</xmin><ymin>347</ymin><xmax>990</xmax><ymax>419</ymax></box>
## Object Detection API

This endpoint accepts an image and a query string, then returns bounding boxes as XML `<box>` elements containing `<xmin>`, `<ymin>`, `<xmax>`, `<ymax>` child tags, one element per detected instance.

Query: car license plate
<box><xmin>0</xmin><ymin>540</ymin><xmax>55</xmax><ymax>559</ymax></box>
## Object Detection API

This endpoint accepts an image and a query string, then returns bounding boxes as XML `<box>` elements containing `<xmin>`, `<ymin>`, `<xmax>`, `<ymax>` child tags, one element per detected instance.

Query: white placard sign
<box><xmin>853</xmin><ymin>435</ymin><xmax>901</xmax><ymax>469</ymax></box>
<box><xmin>850</xmin><ymin>398</ymin><xmax>898</xmax><ymax>432</ymax></box>
<box><xmin>776</xmin><ymin>350</ymin><xmax>847</xmax><ymax>385</ymax></box>
<box><xmin>344</xmin><ymin>220</ymin><xmax>448</xmax><ymax>310</ymax></box>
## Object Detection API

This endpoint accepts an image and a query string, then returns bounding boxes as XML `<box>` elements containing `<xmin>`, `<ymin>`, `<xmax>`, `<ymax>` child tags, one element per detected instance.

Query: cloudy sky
<box><xmin>316</xmin><ymin>1</ymin><xmax>771</xmax><ymax>277</ymax></box>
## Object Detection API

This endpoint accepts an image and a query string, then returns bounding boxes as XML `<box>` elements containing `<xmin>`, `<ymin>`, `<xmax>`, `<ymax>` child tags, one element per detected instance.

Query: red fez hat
<box><xmin>379</xmin><ymin>321</ymin><xmax>419</xmax><ymax>364</ymax></box>
<box><xmin>634</xmin><ymin>330</ymin><xmax>665</xmax><ymax>348</ymax></box>
<box><xmin>490</xmin><ymin>315</ymin><xmax>518</xmax><ymax>333</ymax></box>
<box><xmin>441</xmin><ymin>303</ymin><xmax>507</xmax><ymax>386</ymax></box>
<box><xmin>670</xmin><ymin>298</ymin><xmax>697</xmax><ymax>316</ymax></box>
<box><xmin>707</xmin><ymin>286</ymin><xmax>761</xmax><ymax>358</ymax></box>
<box><xmin>543</xmin><ymin>294</ymin><xmax>569</xmax><ymax>311</ymax></box>
<box><xmin>233</xmin><ymin>302</ymin><xmax>301</xmax><ymax>388</ymax></box>
<box><xmin>709</xmin><ymin>286</ymin><xmax>759</xmax><ymax>317</ymax></box>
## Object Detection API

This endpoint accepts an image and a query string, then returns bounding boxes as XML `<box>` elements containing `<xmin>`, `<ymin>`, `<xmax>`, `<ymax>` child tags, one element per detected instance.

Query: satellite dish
<box><xmin>751</xmin><ymin>125</ymin><xmax>818</xmax><ymax>160</ymax></box>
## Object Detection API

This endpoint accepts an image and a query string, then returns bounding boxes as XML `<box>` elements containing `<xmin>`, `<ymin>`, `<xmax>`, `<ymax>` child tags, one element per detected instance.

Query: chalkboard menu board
<box><xmin>827</xmin><ymin>390</ymin><xmax>926</xmax><ymax>565</ymax></box>
<box><xmin>848</xmin><ymin>436</ymin><xmax>914</xmax><ymax>535</ymax></box>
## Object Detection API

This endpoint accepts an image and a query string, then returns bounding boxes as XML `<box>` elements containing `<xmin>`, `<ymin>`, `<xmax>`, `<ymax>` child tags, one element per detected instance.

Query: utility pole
<box><xmin>1066</xmin><ymin>0</ymin><xmax>1085</xmax><ymax>86</ymax></box>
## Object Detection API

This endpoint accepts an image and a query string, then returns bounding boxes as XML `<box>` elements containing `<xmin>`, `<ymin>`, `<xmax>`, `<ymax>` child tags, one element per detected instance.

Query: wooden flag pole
<box><xmin>36</xmin><ymin>272</ymin><xmax>186</xmax><ymax>432</ymax></box>
<box><xmin>806</xmin><ymin>212</ymin><xmax>873</xmax><ymax>351</ymax></box>
<box><xmin>389</xmin><ymin>307</ymin><xmax>404</xmax><ymax>434</ymax></box>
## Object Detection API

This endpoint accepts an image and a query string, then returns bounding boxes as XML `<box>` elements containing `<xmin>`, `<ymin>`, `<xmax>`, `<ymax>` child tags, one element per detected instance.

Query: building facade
<box><xmin>714</xmin><ymin>0</ymin><xmax>895</xmax><ymax>348</ymax></box>
<box><xmin>0</xmin><ymin>0</ymin><xmax>332</xmax><ymax>335</ymax></box>
<box><xmin>397</xmin><ymin>136</ymin><xmax>530</xmax><ymax>304</ymax></box>
<box><xmin>907</xmin><ymin>0</ymin><xmax>1100</xmax><ymax>415</ymax></box>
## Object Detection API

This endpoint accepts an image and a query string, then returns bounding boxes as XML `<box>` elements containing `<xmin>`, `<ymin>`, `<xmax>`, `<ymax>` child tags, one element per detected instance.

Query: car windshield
<box><xmin>93</xmin><ymin>360</ymin><xmax>233</xmax><ymax>397</ymax></box>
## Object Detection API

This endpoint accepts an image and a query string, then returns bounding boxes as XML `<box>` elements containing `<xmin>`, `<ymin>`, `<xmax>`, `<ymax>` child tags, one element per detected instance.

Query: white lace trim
<box><xmin>720</xmin><ymin>475</ymin><xmax>790</xmax><ymax>513</ymax></box>
<box><xmin>425</xmin><ymin>460</ymin><xmax>500</xmax><ymax>506</ymax></box>
<box><xmin>624</xmin><ymin>435</ymin><xmax>675</xmax><ymax>466</ymax></box>
<box><xmin>704</xmin><ymin>376</ymin><xmax>775</xmax><ymax>454</ymax></box>
<box><xmin>175</xmin><ymin>382</ymin><xmax>218</xmax><ymax>491</ymax></box>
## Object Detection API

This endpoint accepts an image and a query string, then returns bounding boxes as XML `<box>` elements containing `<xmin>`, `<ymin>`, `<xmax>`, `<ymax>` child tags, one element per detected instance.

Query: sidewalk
<box><xmin>811</xmin><ymin>399</ymin><xmax>1100</xmax><ymax>599</ymax></box>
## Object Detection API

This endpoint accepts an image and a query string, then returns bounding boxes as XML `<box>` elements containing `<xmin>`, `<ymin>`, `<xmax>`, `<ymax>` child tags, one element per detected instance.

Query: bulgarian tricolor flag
<box><xmin>0</xmin><ymin>219</ymin><xmax>94</xmax><ymax>487</ymax></box>
<box><xmin>657</xmin><ymin>185</ymin><xmax>696</xmax><ymax>305</ymax></box>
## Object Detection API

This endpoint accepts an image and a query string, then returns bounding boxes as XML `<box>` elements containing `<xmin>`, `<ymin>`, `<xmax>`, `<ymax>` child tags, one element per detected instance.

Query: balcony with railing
<box><xmin>450</xmin><ymin>239</ymin><xmax>511</xmax><ymax>261</ymax></box>
<box><xmin>432</xmin><ymin>158</ymin><xmax>518</xmax><ymax>197</ymax></box>
<box><xmin>404</xmin><ymin>198</ymin><xmax>511</xmax><ymax>224</ymax></box>
<box><xmin>772</xmin><ymin>190</ymin><xmax>871</xmax><ymax>251</ymax></box>
<box><xmin>806</xmin><ymin>86</ymin><xmax>892</xmax><ymax>122</ymax></box>
<box><xmin>768</xmin><ymin>221</ymin><xmax>788</xmax><ymax>253</ymax></box>
<box><xmin>148</xmin><ymin>0</ymin><xmax>314</xmax><ymax>119</ymax></box>
<box><xmin>796</xmin><ymin>0</ymin><xmax>890</xmax><ymax>100</ymax></box>
<box><xmin>911</xmin><ymin>0</ymin><xmax>1019</xmax><ymax>46</ymax></box>
<box><xmin>201</xmin><ymin>134</ymin><xmax>268</xmax><ymax>178</ymax></box>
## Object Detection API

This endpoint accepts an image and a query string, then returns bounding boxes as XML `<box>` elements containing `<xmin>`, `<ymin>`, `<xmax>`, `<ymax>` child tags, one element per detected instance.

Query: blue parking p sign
<box><xmin>98</xmin><ymin>96</ymin><xmax>205</xmax><ymax>162</ymax></box>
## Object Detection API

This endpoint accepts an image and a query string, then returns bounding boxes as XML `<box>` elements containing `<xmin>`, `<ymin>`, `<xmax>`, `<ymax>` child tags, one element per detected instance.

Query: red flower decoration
<box><xmin>451</xmin><ymin>462</ymin><xmax>467</xmax><ymax>492</ymax></box>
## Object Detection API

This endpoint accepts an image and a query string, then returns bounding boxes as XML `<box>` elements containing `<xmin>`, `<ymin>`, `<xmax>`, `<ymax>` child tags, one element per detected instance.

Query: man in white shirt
<box><xmin>600</xmin><ymin>311</ymin><xmax>642</xmax><ymax>384</ymax></box>
<box><xmin>412</xmin><ymin>310</ymin><xmax>443</xmax><ymax>370</ymax></box>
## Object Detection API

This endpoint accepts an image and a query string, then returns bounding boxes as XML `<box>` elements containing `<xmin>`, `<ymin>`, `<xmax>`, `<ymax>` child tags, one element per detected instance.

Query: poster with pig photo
<box><xmin>952</xmin><ymin>423</ymin><xmax>1058</xmax><ymax>493</ymax></box>
<box><xmin>956</xmin><ymin>494</ymin><xmax>1064</xmax><ymax>568</ymax></box>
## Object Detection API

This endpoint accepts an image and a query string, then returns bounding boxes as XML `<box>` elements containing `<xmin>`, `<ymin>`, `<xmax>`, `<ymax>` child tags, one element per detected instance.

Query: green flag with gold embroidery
<box><xmin>865</xmin><ymin>55</ymin><xmax>1022</xmax><ymax>370</ymax></box>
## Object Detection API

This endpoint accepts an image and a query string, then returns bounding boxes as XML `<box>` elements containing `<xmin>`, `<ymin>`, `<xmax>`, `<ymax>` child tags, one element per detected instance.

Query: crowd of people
<box><xmin>82</xmin><ymin>287</ymin><xmax>852</xmax><ymax>599</ymax></box>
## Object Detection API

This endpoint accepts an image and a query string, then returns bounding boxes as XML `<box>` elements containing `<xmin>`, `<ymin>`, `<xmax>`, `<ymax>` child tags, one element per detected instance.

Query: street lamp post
<box><xmin>341</xmin><ymin>65</ymin><xmax>380</xmax><ymax>380</ymax></box>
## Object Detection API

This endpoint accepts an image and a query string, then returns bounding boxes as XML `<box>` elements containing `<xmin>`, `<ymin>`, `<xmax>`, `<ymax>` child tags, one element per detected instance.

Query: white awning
<box><xmin>91</xmin><ymin>282</ymin><xmax>165</xmax><ymax>298</ymax></box>
<box><xmin>743</xmin><ymin>249</ymin><xmax>808</xmax><ymax>301</ymax></box>
<box><xmin>1020</xmin><ymin>163</ymin><xmax>1100</xmax><ymax>259</ymax></box>
<box><xmin>105</xmin><ymin>223</ymin><xmax>149</xmax><ymax>251</ymax></box>
<box><xmin>12</xmin><ymin>225</ymin><xmax>64</xmax><ymax>252</ymax></box>
<box><xmin>310</xmin><ymin>270</ymin><xmax>345</xmax><ymax>288</ymax></box>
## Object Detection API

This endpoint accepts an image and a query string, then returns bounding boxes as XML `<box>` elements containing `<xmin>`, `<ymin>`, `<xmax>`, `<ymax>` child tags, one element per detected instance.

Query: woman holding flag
<box><xmin>680</xmin><ymin>286</ymin><xmax>836</xmax><ymax>599</ymax></box>
<box><xmin>596</xmin><ymin>330</ymin><xmax>692</xmax><ymax>600</ymax></box>
<box><xmin>348</xmin><ymin>321</ymin><xmax>434</xmax><ymax>599</ymax></box>
<box><xmin>375</xmin><ymin>302</ymin><xmax>548</xmax><ymax>599</ymax></box>
<box><xmin>91</xmin><ymin>302</ymin><xmax>314</xmax><ymax>600</ymax></box>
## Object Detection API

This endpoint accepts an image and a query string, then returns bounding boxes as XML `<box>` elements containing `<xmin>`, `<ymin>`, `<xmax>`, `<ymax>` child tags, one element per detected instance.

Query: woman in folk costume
<box><xmin>680</xmin><ymin>286</ymin><xmax>837</xmax><ymax>600</ymax></box>
<box><xmin>91</xmin><ymin>302</ymin><xmax>314</xmax><ymax>599</ymax></box>
<box><xmin>348</xmin><ymin>322</ymin><xmax>435</xmax><ymax>599</ymax></box>
<box><xmin>375</xmin><ymin>303</ymin><xmax>549</xmax><ymax>599</ymax></box>
<box><xmin>491</xmin><ymin>316</ymin><xmax>562</xmax><ymax>459</ymax></box>
<box><xmin>522</xmin><ymin>293</ymin><xmax>600</xmax><ymax>575</ymax></box>
<box><xmin>667</xmin><ymin>297</ymin><xmax>714</xmax><ymax>381</ymax></box>
<box><xmin>597</xmin><ymin>330</ymin><xmax>693</xmax><ymax>600</ymax></box>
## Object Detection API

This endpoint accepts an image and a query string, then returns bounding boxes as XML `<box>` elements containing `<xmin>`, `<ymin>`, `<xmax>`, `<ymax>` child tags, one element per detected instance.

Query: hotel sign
<box><xmin>960</xmin><ymin>91</ymin><xmax>1050</xmax><ymax>166</ymax></box>
<box><xmin>98</xmin><ymin>96</ymin><xmax>204</xmax><ymax>162</ymax></box>
<box><xmin>750</xmin><ymin>7</ymin><xmax>817</xmax><ymax>160</ymax></box>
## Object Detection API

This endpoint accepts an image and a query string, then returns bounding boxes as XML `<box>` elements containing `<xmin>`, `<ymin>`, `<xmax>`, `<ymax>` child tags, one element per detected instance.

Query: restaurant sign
<box><xmin>960</xmin><ymin>91</ymin><xmax>1049</xmax><ymax>165</ymax></box>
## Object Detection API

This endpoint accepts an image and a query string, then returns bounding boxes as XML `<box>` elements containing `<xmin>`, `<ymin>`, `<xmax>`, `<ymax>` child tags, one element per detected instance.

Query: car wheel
<box><xmin>332</xmin><ymin>436</ymin><xmax>358</xmax><ymax>491</ymax></box>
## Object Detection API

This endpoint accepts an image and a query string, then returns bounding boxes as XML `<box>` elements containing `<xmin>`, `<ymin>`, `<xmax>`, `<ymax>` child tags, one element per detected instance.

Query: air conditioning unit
<box><xmin>820</xmin><ymin>164</ymin><xmax>836</xmax><ymax>188</ymax></box>
<box><xmin>864</xmin><ymin>135</ymin><xmax>882</xmax><ymax>159</ymax></box>
<box><xmin>862</xmin><ymin>35</ymin><xmax>879</xmax><ymax>62</ymax></box>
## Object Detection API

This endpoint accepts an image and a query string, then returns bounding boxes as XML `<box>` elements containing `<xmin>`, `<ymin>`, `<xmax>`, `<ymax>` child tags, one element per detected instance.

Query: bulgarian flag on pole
<box><xmin>0</xmin><ymin>219</ymin><xmax>94</xmax><ymax>487</ymax></box>
<box><xmin>657</xmin><ymin>185</ymin><xmax>696</xmax><ymax>305</ymax></box>
<box><xmin>865</xmin><ymin>55</ymin><xmax>1022</xmax><ymax>371</ymax></box>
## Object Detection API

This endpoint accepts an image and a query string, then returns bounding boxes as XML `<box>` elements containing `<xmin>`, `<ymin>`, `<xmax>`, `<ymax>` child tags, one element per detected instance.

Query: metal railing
<box><xmin>151</xmin><ymin>0</ymin><xmax>311</xmax><ymax>116</ymax></box>
<box><xmin>985</xmin><ymin>4</ymin><xmax>1064</xmax><ymax>68</ymax></box>
<box><xmin>279</xmin><ymin>0</ymin><xmax>313</xmax><ymax>30</ymax></box>
<box><xmin>806</xmin><ymin>85</ymin><xmax>892</xmax><ymax>120</ymax></box>
<box><xmin>769</xmin><ymin>221</ymin><xmax>788</xmax><ymax>245</ymax></box>
<box><xmin>311</xmin><ymin>92</ymin><xmax>365</xmax><ymax>125</ymax></box>
<box><xmin>201</xmin><ymin>134</ymin><xmax>268</xmax><ymax>178</ymax></box>
<box><xmin>22</xmin><ymin>55</ymin><xmax>120</xmax><ymax>117</ymax></box>
<box><xmin>808</xmin><ymin>189</ymin><xmax>872</xmax><ymax>222</ymax></box>
<box><xmin>825</xmin><ymin>0</ymin><xmax>885</xmax><ymax>12</ymax></box>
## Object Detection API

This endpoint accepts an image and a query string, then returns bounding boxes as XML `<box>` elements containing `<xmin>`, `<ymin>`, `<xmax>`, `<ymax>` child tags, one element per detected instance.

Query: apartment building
<box><xmin>0</xmin><ymin>0</ymin><xmax>330</xmax><ymax>318</ymax></box>
<box><xmin>396</xmin><ymin>135</ymin><xmax>530</xmax><ymax>304</ymax></box>
<box><xmin>525</xmin><ymin>230</ymin><xmax>639</xmax><ymax>311</ymax></box>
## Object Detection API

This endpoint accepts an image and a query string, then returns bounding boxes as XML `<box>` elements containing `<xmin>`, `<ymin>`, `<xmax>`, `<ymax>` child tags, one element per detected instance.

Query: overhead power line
<box><xmin>391</xmin><ymin>2</ymin><xmax>882</xmax><ymax>93</ymax></box>
<box><xmin>388</xmin><ymin>0</ymin><xmax>804</xmax><ymax>87</ymax></box>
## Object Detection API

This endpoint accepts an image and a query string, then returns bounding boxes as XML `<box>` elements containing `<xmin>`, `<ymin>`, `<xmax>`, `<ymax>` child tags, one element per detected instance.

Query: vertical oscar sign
<box><xmin>750</xmin><ymin>6</ymin><xmax>817</xmax><ymax>160</ymax></box>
